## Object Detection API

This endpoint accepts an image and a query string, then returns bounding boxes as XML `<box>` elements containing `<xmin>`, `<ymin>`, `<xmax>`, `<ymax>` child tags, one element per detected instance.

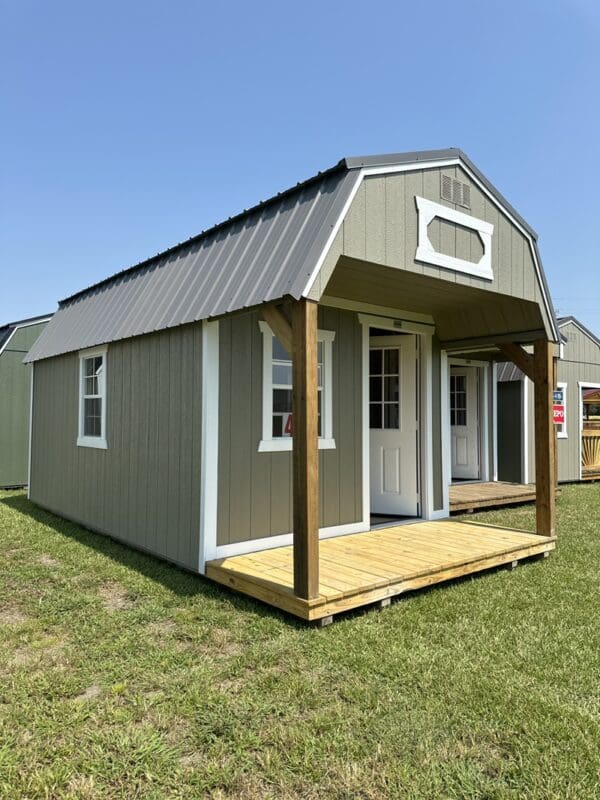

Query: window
<box><xmin>258</xmin><ymin>322</ymin><xmax>335</xmax><ymax>452</ymax></box>
<box><xmin>369</xmin><ymin>347</ymin><xmax>400</xmax><ymax>429</ymax></box>
<box><xmin>556</xmin><ymin>382</ymin><xmax>568</xmax><ymax>439</ymax></box>
<box><xmin>77</xmin><ymin>347</ymin><xmax>107</xmax><ymax>449</ymax></box>
<box><xmin>450</xmin><ymin>374</ymin><xmax>467</xmax><ymax>427</ymax></box>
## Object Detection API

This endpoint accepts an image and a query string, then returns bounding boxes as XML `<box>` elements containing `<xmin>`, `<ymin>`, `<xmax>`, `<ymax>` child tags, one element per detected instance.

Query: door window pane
<box><xmin>369</xmin><ymin>347</ymin><xmax>400</xmax><ymax>430</ymax></box>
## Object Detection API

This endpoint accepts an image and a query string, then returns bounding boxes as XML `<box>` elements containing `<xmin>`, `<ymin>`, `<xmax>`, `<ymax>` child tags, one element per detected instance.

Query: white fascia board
<box><xmin>302</xmin><ymin>158</ymin><xmax>559</xmax><ymax>343</ymax></box>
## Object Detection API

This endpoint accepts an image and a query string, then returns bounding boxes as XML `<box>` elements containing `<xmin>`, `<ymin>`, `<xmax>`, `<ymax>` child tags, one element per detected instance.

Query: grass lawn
<box><xmin>1</xmin><ymin>486</ymin><xmax>600</xmax><ymax>799</ymax></box>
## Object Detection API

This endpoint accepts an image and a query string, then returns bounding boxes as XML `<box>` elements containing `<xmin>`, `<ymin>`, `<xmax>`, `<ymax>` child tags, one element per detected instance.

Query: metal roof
<box><xmin>26</xmin><ymin>149</ymin><xmax>557</xmax><ymax>362</ymax></box>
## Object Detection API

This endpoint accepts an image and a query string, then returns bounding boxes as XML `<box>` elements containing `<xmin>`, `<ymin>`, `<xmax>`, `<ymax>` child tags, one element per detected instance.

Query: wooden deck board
<box><xmin>449</xmin><ymin>481</ymin><xmax>551</xmax><ymax>512</ymax></box>
<box><xmin>206</xmin><ymin>520</ymin><xmax>556</xmax><ymax>621</ymax></box>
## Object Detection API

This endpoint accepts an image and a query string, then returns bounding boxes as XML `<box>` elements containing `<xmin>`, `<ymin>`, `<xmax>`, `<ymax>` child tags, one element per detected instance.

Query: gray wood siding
<box><xmin>0</xmin><ymin>322</ymin><xmax>47</xmax><ymax>487</ymax></box>
<box><xmin>217</xmin><ymin>307</ymin><xmax>363</xmax><ymax>546</ymax></box>
<box><xmin>310</xmin><ymin>166</ymin><xmax>552</xmax><ymax>338</ymax></box>
<box><xmin>29</xmin><ymin>324</ymin><xmax>203</xmax><ymax>571</ymax></box>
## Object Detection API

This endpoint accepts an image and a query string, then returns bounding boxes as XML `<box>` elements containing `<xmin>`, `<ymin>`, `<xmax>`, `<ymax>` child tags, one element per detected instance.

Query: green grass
<box><xmin>1</xmin><ymin>486</ymin><xmax>600</xmax><ymax>799</ymax></box>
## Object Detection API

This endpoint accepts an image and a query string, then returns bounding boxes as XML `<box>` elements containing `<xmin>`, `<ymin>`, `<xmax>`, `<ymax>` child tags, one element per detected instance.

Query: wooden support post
<box><xmin>496</xmin><ymin>342</ymin><xmax>534</xmax><ymax>381</ymax></box>
<box><xmin>292</xmin><ymin>299</ymin><xmax>319</xmax><ymax>600</ymax></box>
<box><xmin>533</xmin><ymin>339</ymin><xmax>556</xmax><ymax>537</ymax></box>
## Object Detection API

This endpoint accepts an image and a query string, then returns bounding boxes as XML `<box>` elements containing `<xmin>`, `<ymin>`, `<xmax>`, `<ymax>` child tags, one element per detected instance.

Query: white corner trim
<box><xmin>27</xmin><ymin>365</ymin><xmax>34</xmax><ymax>498</ymax></box>
<box><xmin>199</xmin><ymin>320</ymin><xmax>220</xmax><ymax>572</ymax></box>
<box><xmin>360</xmin><ymin>318</ymin><xmax>370</xmax><ymax>528</ymax></box>
<box><xmin>415</xmin><ymin>196</ymin><xmax>494</xmax><ymax>280</ymax></box>
<box><xmin>440</xmin><ymin>351</ymin><xmax>451</xmax><ymax>515</ymax></box>
<box><xmin>213</xmin><ymin>521</ymin><xmax>368</xmax><ymax>560</ymax></box>
<box><xmin>491</xmin><ymin>362</ymin><xmax>498</xmax><ymax>482</ymax></box>
<box><xmin>522</xmin><ymin>377</ymin><xmax>530</xmax><ymax>484</ymax></box>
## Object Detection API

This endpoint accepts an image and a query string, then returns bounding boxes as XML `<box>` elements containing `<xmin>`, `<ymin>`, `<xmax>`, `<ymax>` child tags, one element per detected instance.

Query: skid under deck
<box><xmin>206</xmin><ymin>520</ymin><xmax>555</xmax><ymax>621</ymax></box>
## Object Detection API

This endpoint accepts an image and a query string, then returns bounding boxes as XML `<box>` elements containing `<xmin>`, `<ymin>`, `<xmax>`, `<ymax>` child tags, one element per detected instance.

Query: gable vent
<box><xmin>440</xmin><ymin>174</ymin><xmax>471</xmax><ymax>209</ymax></box>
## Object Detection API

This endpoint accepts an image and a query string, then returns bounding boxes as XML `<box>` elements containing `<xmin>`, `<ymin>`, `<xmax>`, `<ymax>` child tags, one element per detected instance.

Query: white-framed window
<box><xmin>258</xmin><ymin>321</ymin><xmax>335</xmax><ymax>452</ymax></box>
<box><xmin>556</xmin><ymin>381</ymin><xmax>568</xmax><ymax>439</ymax></box>
<box><xmin>77</xmin><ymin>347</ymin><xmax>108</xmax><ymax>449</ymax></box>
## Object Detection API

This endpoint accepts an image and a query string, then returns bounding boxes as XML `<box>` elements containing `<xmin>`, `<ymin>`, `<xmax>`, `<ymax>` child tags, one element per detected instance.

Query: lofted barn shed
<box><xmin>25</xmin><ymin>149</ymin><xmax>560</xmax><ymax>622</ymax></box>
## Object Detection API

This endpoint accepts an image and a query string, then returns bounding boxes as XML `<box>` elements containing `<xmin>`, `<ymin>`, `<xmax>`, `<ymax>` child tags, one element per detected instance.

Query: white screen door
<box><xmin>450</xmin><ymin>367</ymin><xmax>480</xmax><ymax>480</ymax></box>
<box><xmin>369</xmin><ymin>335</ymin><xmax>419</xmax><ymax>516</ymax></box>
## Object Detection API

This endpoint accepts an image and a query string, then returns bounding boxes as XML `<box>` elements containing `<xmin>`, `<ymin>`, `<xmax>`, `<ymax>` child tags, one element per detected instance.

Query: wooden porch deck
<box><xmin>206</xmin><ymin>521</ymin><xmax>555</xmax><ymax>622</ymax></box>
<box><xmin>450</xmin><ymin>481</ymin><xmax>539</xmax><ymax>512</ymax></box>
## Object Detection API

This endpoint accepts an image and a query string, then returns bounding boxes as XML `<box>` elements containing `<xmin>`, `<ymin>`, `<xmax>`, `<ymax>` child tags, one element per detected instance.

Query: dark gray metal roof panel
<box><xmin>26</xmin><ymin>169</ymin><xmax>356</xmax><ymax>362</ymax></box>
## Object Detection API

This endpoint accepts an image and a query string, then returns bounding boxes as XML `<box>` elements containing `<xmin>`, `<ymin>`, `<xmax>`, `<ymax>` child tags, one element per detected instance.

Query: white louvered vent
<box><xmin>440</xmin><ymin>174</ymin><xmax>471</xmax><ymax>209</ymax></box>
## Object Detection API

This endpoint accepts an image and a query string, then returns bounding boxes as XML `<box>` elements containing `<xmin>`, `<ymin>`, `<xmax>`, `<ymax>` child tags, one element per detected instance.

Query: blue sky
<box><xmin>2</xmin><ymin>0</ymin><xmax>599</xmax><ymax>331</ymax></box>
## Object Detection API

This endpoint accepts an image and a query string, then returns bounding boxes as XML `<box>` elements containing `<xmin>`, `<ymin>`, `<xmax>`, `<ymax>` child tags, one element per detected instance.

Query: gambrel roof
<box><xmin>558</xmin><ymin>316</ymin><xmax>600</xmax><ymax>349</ymax></box>
<box><xmin>26</xmin><ymin>149</ymin><xmax>559</xmax><ymax>362</ymax></box>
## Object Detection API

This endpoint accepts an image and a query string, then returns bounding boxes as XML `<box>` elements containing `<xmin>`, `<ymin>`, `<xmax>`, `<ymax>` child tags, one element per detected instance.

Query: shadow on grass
<box><xmin>0</xmin><ymin>493</ymin><xmax>299</xmax><ymax>624</ymax></box>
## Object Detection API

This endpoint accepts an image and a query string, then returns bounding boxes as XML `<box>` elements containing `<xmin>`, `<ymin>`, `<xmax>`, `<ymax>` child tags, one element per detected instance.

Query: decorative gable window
<box><xmin>258</xmin><ymin>321</ymin><xmax>335</xmax><ymax>452</ymax></box>
<box><xmin>77</xmin><ymin>347</ymin><xmax>107</xmax><ymax>449</ymax></box>
<box><xmin>415</xmin><ymin>196</ymin><xmax>494</xmax><ymax>280</ymax></box>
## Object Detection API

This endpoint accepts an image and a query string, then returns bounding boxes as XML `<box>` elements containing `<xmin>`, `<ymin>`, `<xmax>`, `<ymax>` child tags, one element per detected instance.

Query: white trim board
<box><xmin>578</xmin><ymin>381</ymin><xmax>600</xmax><ymax>482</ymax></box>
<box><xmin>301</xmin><ymin>158</ymin><xmax>559</xmax><ymax>344</ymax></box>
<box><xmin>415</xmin><ymin>196</ymin><xmax>494</xmax><ymax>280</ymax></box>
<box><xmin>27</xmin><ymin>365</ymin><xmax>34</xmax><ymax>498</ymax></box>
<box><xmin>199</xmin><ymin>320</ymin><xmax>220</xmax><ymax>573</ymax></box>
<box><xmin>213</xmin><ymin>521</ymin><xmax>368</xmax><ymax>560</ymax></box>
<box><xmin>76</xmin><ymin>345</ymin><xmax>108</xmax><ymax>450</ymax></box>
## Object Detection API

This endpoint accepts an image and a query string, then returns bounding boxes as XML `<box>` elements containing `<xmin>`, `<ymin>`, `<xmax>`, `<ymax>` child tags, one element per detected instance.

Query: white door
<box><xmin>369</xmin><ymin>335</ymin><xmax>419</xmax><ymax>516</ymax></box>
<box><xmin>450</xmin><ymin>367</ymin><xmax>480</xmax><ymax>480</ymax></box>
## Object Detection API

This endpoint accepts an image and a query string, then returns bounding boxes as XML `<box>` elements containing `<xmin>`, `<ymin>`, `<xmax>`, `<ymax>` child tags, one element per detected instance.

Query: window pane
<box><xmin>272</xmin><ymin>363</ymin><xmax>292</xmax><ymax>386</ymax></box>
<box><xmin>456</xmin><ymin>409</ymin><xmax>467</xmax><ymax>427</ymax></box>
<box><xmin>84</xmin><ymin>397</ymin><xmax>102</xmax><ymax>437</ymax></box>
<box><xmin>85</xmin><ymin>375</ymin><xmax>98</xmax><ymax>396</ymax></box>
<box><xmin>384</xmin><ymin>376</ymin><xmax>399</xmax><ymax>402</ymax></box>
<box><xmin>273</xmin><ymin>388</ymin><xmax>292</xmax><ymax>413</ymax></box>
<box><xmin>384</xmin><ymin>348</ymin><xmax>399</xmax><ymax>375</ymax></box>
<box><xmin>369</xmin><ymin>404</ymin><xmax>382</xmax><ymax>429</ymax></box>
<box><xmin>370</xmin><ymin>376</ymin><xmax>382</xmax><ymax>402</ymax></box>
<box><xmin>272</xmin><ymin>338</ymin><xmax>290</xmax><ymax>361</ymax></box>
<box><xmin>272</xmin><ymin>415</ymin><xmax>283</xmax><ymax>437</ymax></box>
<box><xmin>369</xmin><ymin>349</ymin><xmax>382</xmax><ymax>375</ymax></box>
<box><xmin>384</xmin><ymin>403</ymin><xmax>399</xmax><ymax>429</ymax></box>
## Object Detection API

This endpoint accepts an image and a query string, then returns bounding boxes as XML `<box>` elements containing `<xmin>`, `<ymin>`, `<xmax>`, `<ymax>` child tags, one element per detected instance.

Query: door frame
<box><xmin>447</xmin><ymin>358</ymin><xmax>492</xmax><ymax>484</ymax></box>
<box><xmin>368</xmin><ymin>333</ymin><xmax>419</xmax><ymax>517</ymax></box>
<box><xmin>578</xmin><ymin>381</ymin><xmax>600</xmax><ymax>481</ymax></box>
<box><xmin>359</xmin><ymin>313</ymin><xmax>441</xmax><ymax>524</ymax></box>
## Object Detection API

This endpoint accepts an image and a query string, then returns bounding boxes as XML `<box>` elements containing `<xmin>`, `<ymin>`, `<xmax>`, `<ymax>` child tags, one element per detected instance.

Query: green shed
<box><xmin>0</xmin><ymin>314</ymin><xmax>52</xmax><ymax>488</ymax></box>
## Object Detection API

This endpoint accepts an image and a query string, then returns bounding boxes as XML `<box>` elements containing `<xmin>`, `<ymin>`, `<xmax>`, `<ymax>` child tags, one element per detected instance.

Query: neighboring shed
<box><xmin>25</xmin><ymin>149</ymin><xmax>559</xmax><ymax>622</ymax></box>
<box><xmin>497</xmin><ymin>316</ymin><xmax>600</xmax><ymax>483</ymax></box>
<box><xmin>0</xmin><ymin>314</ymin><xmax>52</xmax><ymax>488</ymax></box>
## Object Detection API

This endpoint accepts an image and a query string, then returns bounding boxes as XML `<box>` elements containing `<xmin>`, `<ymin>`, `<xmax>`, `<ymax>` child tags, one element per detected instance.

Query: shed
<box><xmin>25</xmin><ymin>149</ymin><xmax>559</xmax><ymax>622</ymax></box>
<box><xmin>497</xmin><ymin>316</ymin><xmax>600</xmax><ymax>483</ymax></box>
<box><xmin>0</xmin><ymin>314</ymin><xmax>52</xmax><ymax>488</ymax></box>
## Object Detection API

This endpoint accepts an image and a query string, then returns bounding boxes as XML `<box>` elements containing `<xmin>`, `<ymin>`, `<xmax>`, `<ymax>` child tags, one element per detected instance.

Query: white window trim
<box><xmin>415</xmin><ymin>196</ymin><xmax>494</xmax><ymax>280</ymax></box>
<box><xmin>556</xmin><ymin>381</ymin><xmax>568</xmax><ymax>439</ymax></box>
<box><xmin>258</xmin><ymin>320</ymin><xmax>335</xmax><ymax>452</ymax></box>
<box><xmin>77</xmin><ymin>346</ymin><xmax>108</xmax><ymax>449</ymax></box>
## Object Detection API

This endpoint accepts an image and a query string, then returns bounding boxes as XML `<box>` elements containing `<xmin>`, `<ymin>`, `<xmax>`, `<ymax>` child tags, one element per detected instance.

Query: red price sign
<box><xmin>553</xmin><ymin>404</ymin><xmax>565</xmax><ymax>425</ymax></box>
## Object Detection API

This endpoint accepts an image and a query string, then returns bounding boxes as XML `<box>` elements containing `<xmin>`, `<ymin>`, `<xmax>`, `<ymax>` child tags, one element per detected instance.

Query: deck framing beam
<box><xmin>533</xmin><ymin>339</ymin><xmax>556</xmax><ymax>537</ymax></box>
<box><xmin>292</xmin><ymin>299</ymin><xmax>320</xmax><ymax>599</ymax></box>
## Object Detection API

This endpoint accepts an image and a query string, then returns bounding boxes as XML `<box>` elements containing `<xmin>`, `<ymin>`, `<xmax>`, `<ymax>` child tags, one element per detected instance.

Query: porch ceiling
<box><xmin>324</xmin><ymin>256</ymin><xmax>548</xmax><ymax>347</ymax></box>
